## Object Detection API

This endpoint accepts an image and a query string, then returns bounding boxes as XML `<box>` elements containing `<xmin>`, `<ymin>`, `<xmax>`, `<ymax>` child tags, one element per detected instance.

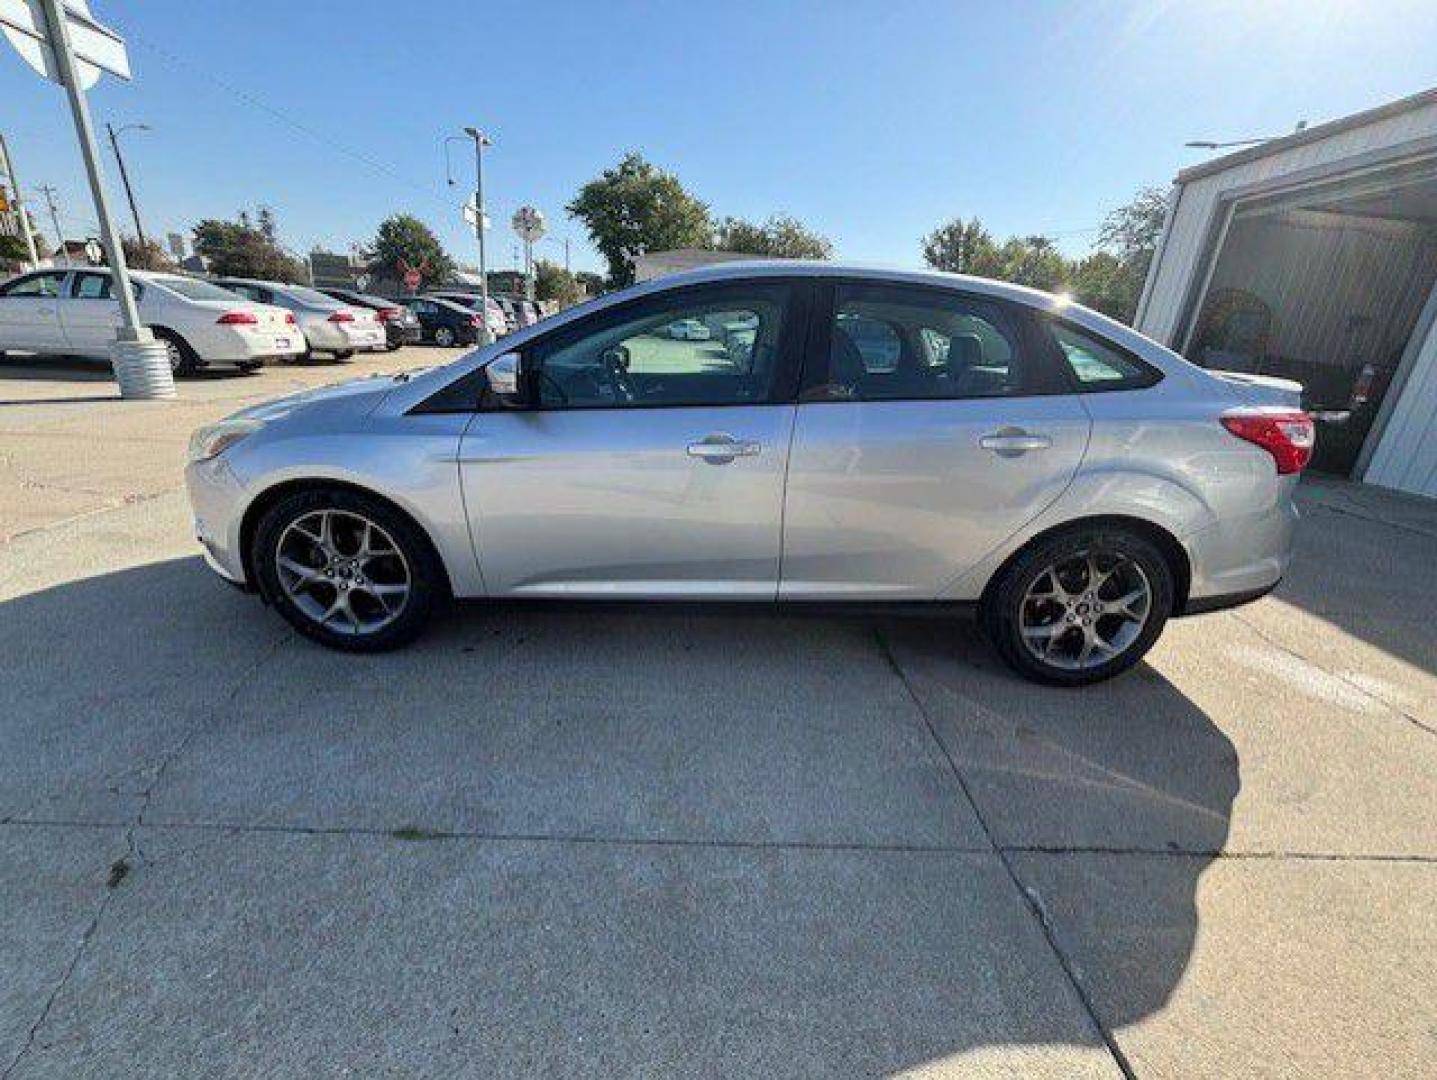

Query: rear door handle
<box><xmin>979</xmin><ymin>429</ymin><xmax>1052</xmax><ymax>455</ymax></box>
<box><xmin>687</xmin><ymin>434</ymin><xmax>761</xmax><ymax>463</ymax></box>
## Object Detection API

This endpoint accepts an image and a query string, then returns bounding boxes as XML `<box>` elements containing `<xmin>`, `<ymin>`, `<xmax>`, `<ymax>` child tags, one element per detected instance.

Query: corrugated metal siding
<box><xmin>1201</xmin><ymin>211</ymin><xmax>1437</xmax><ymax>373</ymax></box>
<box><xmin>1365</xmin><ymin>317</ymin><xmax>1437</xmax><ymax>495</ymax></box>
<box><xmin>1137</xmin><ymin>99</ymin><xmax>1437</xmax><ymax>346</ymax></box>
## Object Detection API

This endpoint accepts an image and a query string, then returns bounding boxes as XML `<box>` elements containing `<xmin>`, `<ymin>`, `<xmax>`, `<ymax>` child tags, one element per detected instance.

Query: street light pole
<box><xmin>36</xmin><ymin>0</ymin><xmax>173</xmax><ymax>398</ymax></box>
<box><xmin>106</xmin><ymin>121</ymin><xmax>149</xmax><ymax>257</ymax></box>
<box><xmin>0</xmin><ymin>133</ymin><xmax>39</xmax><ymax>266</ymax></box>
<box><xmin>463</xmin><ymin>126</ymin><xmax>493</xmax><ymax>345</ymax></box>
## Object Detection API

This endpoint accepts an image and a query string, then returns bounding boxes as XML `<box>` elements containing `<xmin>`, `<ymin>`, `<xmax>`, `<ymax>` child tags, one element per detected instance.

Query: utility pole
<box><xmin>105</xmin><ymin>121</ymin><xmax>149</xmax><ymax>257</ymax></box>
<box><xmin>0</xmin><ymin>133</ymin><xmax>39</xmax><ymax>266</ymax></box>
<box><xmin>36</xmin><ymin>183</ymin><xmax>64</xmax><ymax>264</ymax></box>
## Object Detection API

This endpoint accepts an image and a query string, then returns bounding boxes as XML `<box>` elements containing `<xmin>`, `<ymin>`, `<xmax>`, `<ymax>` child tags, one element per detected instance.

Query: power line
<box><xmin>127</xmin><ymin>33</ymin><xmax>460</xmax><ymax>214</ymax></box>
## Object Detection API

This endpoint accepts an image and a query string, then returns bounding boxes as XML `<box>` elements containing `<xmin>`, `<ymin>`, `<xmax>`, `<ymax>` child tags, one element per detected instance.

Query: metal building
<box><xmin>1137</xmin><ymin>88</ymin><xmax>1437</xmax><ymax>497</ymax></box>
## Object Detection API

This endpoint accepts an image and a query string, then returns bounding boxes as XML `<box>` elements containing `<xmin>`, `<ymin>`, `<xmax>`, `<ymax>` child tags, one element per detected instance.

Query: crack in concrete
<box><xmin>872</xmin><ymin>624</ymin><xmax>1139</xmax><ymax>1080</ymax></box>
<box><xmin>0</xmin><ymin>627</ymin><xmax>291</xmax><ymax>1079</ymax></box>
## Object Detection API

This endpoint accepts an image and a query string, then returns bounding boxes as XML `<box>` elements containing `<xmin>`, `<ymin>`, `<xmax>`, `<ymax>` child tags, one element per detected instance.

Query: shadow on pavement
<box><xmin>1271</xmin><ymin>482</ymin><xmax>1437</xmax><ymax>675</ymax></box>
<box><xmin>1</xmin><ymin>556</ymin><xmax>1237</xmax><ymax>1075</ymax></box>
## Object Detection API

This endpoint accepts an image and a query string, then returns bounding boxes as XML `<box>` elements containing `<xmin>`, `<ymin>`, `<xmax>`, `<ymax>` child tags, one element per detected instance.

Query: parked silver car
<box><xmin>185</xmin><ymin>263</ymin><xmax>1312</xmax><ymax>684</ymax></box>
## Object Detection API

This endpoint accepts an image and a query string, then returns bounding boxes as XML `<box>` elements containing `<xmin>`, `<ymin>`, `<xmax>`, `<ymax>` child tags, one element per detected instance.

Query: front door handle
<box><xmin>979</xmin><ymin>429</ymin><xmax>1052</xmax><ymax>455</ymax></box>
<box><xmin>687</xmin><ymin>434</ymin><xmax>761</xmax><ymax>463</ymax></box>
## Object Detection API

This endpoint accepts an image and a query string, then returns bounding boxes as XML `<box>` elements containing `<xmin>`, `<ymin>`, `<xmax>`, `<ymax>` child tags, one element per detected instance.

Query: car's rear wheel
<box><xmin>333</xmin><ymin>349</ymin><xmax>355</xmax><ymax>360</ymax></box>
<box><xmin>154</xmin><ymin>328</ymin><xmax>199</xmax><ymax>376</ymax></box>
<box><xmin>252</xmin><ymin>490</ymin><xmax>443</xmax><ymax>651</ymax></box>
<box><xmin>433</xmin><ymin>326</ymin><xmax>456</xmax><ymax>347</ymax></box>
<box><xmin>982</xmin><ymin>526</ymin><xmax>1174</xmax><ymax>686</ymax></box>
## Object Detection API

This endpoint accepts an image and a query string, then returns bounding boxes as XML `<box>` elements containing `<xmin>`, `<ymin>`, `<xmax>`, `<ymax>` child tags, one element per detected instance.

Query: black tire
<box><xmin>252</xmin><ymin>488</ymin><xmax>445</xmax><ymax>652</ymax></box>
<box><xmin>385</xmin><ymin>341</ymin><xmax>402</xmax><ymax>352</ymax></box>
<box><xmin>981</xmin><ymin>525</ymin><xmax>1175</xmax><ymax>686</ymax></box>
<box><xmin>333</xmin><ymin>349</ymin><xmax>355</xmax><ymax>361</ymax></box>
<box><xmin>154</xmin><ymin>328</ymin><xmax>200</xmax><ymax>376</ymax></box>
<box><xmin>433</xmin><ymin>326</ymin><xmax>456</xmax><ymax>347</ymax></box>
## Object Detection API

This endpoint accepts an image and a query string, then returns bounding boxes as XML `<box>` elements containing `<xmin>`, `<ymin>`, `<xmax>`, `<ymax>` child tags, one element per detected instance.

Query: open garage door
<box><xmin>1183</xmin><ymin>164</ymin><xmax>1437</xmax><ymax>476</ymax></box>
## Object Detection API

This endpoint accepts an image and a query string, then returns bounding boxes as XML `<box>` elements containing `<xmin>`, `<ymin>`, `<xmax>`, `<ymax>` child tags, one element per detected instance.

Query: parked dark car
<box><xmin>403</xmin><ymin>296</ymin><xmax>483</xmax><ymax>347</ymax></box>
<box><xmin>316</xmin><ymin>287</ymin><xmax>421</xmax><ymax>350</ymax></box>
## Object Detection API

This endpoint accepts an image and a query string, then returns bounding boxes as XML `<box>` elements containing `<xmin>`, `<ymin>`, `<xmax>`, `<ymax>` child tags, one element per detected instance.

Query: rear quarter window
<box><xmin>1044</xmin><ymin>319</ymin><xmax>1162</xmax><ymax>392</ymax></box>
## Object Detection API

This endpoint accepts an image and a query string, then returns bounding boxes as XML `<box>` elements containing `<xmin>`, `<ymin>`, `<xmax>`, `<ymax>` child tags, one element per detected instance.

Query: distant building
<box><xmin>632</xmin><ymin>248</ymin><xmax>771</xmax><ymax>282</ymax></box>
<box><xmin>308</xmin><ymin>250</ymin><xmax>367</xmax><ymax>289</ymax></box>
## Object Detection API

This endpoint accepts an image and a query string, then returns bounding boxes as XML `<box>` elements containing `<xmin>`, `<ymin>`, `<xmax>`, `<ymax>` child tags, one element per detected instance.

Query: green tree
<box><xmin>1097</xmin><ymin>186</ymin><xmax>1168</xmax><ymax>282</ymax></box>
<box><xmin>534</xmin><ymin>259</ymin><xmax>581</xmax><ymax>307</ymax></box>
<box><xmin>192</xmin><ymin>207</ymin><xmax>305</xmax><ymax>281</ymax></box>
<box><xmin>996</xmin><ymin>235</ymin><xmax>1068</xmax><ymax>292</ymax></box>
<box><xmin>1067</xmin><ymin>251</ymin><xmax>1138</xmax><ymax>320</ymax></box>
<box><xmin>0</xmin><ymin>233</ymin><xmax>35</xmax><ymax>263</ymax></box>
<box><xmin>121</xmin><ymin>235</ymin><xmax>176</xmax><ymax>272</ymax></box>
<box><xmin>712</xmin><ymin>214</ymin><xmax>833</xmax><ymax>259</ymax></box>
<box><xmin>567</xmin><ymin>153</ymin><xmax>711</xmax><ymax>288</ymax></box>
<box><xmin>921</xmin><ymin>217</ymin><xmax>1004</xmax><ymax>276</ymax></box>
<box><xmin>368</xmin><ymin>213</ymin><xmax>455</xmax><ymax>292</ymax></box>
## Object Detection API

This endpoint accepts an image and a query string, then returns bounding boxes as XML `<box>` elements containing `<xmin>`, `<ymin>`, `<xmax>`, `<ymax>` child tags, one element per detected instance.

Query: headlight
<box><xmin>188</xmin><ymin>419</ymin><xmax>263</xmax><ymax>463</ymax></box>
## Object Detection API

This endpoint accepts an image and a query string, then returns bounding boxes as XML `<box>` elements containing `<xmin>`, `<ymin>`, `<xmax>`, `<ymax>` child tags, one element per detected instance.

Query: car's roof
<box><xmin>633</xmin><ymin>260</ymin><xmax>1069</xmax><ymax>308</ymax></box>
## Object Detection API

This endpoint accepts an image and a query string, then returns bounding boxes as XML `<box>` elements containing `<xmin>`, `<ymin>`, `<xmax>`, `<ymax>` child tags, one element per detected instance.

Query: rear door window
<box><xmin>1</xmin><ymin>272</ymin><xmax>66</xmax><ymax>298</ymax></box>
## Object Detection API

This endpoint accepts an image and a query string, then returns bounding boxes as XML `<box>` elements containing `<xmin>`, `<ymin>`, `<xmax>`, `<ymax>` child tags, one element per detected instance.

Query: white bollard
<box><xmin>110</xmin><ymin>328</ymin><xmax>176</xmax><ymax>400</ymax></box>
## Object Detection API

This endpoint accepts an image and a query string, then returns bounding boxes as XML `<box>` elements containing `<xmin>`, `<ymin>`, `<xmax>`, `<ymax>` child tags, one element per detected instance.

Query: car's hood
<box><xmin>228</xmin><ymin>374</ymin><xmax>397</xmax><ymax>424</ymax></box>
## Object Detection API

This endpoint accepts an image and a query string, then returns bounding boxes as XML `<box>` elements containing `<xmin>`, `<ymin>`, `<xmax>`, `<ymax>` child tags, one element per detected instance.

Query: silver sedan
<box><xmin>185</xmin><ymin>263</ymin><xmax>1312</xmax><ymax>685</ymax></box>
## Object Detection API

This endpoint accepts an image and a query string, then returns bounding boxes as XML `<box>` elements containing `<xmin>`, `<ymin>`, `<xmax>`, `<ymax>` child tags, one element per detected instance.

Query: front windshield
<box><xmin>151</xmin><ymin>276</ymin><xmax>245</xmax><ymax>302</ymax></box>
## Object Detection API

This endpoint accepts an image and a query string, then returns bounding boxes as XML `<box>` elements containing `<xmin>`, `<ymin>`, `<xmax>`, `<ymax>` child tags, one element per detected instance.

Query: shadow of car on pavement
<box><xmin>0</xmin><ymin>555</ymin><xmax>1236</xmax><ymax>1075</ymax></box>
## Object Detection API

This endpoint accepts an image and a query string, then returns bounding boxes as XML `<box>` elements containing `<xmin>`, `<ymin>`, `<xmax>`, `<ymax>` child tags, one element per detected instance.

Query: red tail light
<box><xmin>1221</xmin><ymin>408</ymin><xmax>1315</xmax><ymax>475</ymax></box>
<box><xmin>328</xmin><ymin>311</ymin><xmax>355</xmax><ymax>323</ymax></box>
<box><xmin>376</xmin><ymin>307</ymin><xmax>401</xmax><ymax>323</ymax></box>
<box><xmin>469</xmin><ymin>314</ymin><xmax>483</xmax><ymax>327</ymax></box>
<box><xmin>216</xmin><ymin>311</ymin><xmax>258</xmax><ymax>325</ymax></box>
<box><xmin>285</xmin><ymin>312</ymin><xmax>297</xmax><ymax>325</ymax></box>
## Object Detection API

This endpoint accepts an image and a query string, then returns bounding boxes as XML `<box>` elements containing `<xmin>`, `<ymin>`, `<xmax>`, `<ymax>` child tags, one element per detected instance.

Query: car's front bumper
<box><xmin>185</xmin><ymin>455</ymin><xmax>249</xmax><ymax>587</ymax></box>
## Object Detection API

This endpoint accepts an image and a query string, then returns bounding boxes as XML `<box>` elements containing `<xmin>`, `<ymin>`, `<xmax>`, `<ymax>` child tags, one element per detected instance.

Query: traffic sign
<box><xmin>512</xmin><ymin>206</ymin><xmax>545</xmax><ymax>243</ymax></box>
<box><xmin>462</xmin><ymin>197</ymin><xmax>489</xmax><ymax>230</ymax></box>
<box><xmin>0</xmin><ymin>0</ymin><xmax>130</xmax><ymax>90</ymax></box>
<box><xmin>403</xmin><ymin>269</ymin><xmax>421</xmax><ymax>291</ymax></box>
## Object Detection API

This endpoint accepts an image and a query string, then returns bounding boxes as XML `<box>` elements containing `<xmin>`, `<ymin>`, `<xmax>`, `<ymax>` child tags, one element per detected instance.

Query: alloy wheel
<box><xmin>274</xmin><ymin>508</ymin><xmax>412</xmax><ymax>635</ymax></box>
<box><xmin>1018</xmin><ymin>548</ymin><xmax>1152</xmax><ymax>671</ymax></box>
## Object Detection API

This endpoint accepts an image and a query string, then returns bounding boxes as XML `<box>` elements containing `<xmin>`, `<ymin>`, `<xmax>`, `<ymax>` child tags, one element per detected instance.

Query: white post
<box><xmin>38</xmin><ymin>0</ymin><xmax>173</xmax><ymax>399</ymax></box>
<box><xmin>0</xmin><ymin>132</ymin><xmax>38</xmax><ymax>266</ymax></box>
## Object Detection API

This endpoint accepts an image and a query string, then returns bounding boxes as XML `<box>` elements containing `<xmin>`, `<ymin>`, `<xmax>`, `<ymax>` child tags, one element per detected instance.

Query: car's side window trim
<box><xmin>798</xmin><ymin>278</ymin><xmax>1072</xmax><ymax>403</ymax></box>
<box><xmin>0</xmin><ymin>271</ymin><xmax>66</xmax><ymax>299</ymax></box>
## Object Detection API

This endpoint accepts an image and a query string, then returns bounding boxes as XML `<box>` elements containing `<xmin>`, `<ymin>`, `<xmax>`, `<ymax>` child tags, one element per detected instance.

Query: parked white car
<box><xmin>213</xmin><ymin>278</ymin><xmax>385</xmax><ymax>360</ymax></box>
<box><xmin>0</xmin><ymin>267</ymin><xmax>303</xmax><ymax>374</ymax></box>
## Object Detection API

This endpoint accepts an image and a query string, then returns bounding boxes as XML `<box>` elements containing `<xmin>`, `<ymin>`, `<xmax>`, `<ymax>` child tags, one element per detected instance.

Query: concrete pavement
<box><xmin>1</xmin><ymin>351</ymin><xmax>1433</xmax><ymax>1077</ymax></box>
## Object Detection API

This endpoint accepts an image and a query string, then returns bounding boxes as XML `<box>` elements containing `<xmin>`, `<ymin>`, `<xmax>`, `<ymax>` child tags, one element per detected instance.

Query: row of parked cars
<box><xmin>0</xmin><ymin>265</ymin><xmax>546</xmax><ymax>376</ymax></box>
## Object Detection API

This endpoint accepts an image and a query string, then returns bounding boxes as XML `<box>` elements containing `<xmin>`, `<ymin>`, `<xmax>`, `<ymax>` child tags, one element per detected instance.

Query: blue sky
<box><xmin>4</xmin><ymin>0</ymin><xmax>1436</xmax><ymax>275</ymax></box>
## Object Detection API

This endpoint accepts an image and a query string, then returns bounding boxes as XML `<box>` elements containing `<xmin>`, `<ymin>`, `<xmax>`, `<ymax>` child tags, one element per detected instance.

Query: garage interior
<box><xmin>1184</xmin><ymin>163</ymin><xmax>1437</xmax><ymax>476</ymax></box>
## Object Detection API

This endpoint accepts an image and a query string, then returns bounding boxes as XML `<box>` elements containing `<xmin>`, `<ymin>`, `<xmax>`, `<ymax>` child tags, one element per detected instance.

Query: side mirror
<box><xmin>486</xmin><ymin>351</ymin><xmax>527</xmax><ymax>406</ymax></box>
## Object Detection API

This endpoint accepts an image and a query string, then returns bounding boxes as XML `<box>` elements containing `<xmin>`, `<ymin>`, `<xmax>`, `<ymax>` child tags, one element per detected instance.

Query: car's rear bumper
<box><xmin>1182</xmin><ymin>479</ymin><xmax>1299</xmax><ymax>606</ymax></box>
<box><xmin>188</xmin><ymin>325</ymin><xmax>305</xmax><ymax>363</ymax></box>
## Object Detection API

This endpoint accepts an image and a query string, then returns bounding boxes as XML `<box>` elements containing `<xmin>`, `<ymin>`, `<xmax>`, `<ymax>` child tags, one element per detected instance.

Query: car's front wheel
<box><xmin>252</xmin><ymin>489</ymin><xmax>444</xmax><ymax>651</ymax></box>
<box><xmin>982</xmin><ymin>526</ymin><xmax>1174</xmax><ymax>686</ymax></box>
